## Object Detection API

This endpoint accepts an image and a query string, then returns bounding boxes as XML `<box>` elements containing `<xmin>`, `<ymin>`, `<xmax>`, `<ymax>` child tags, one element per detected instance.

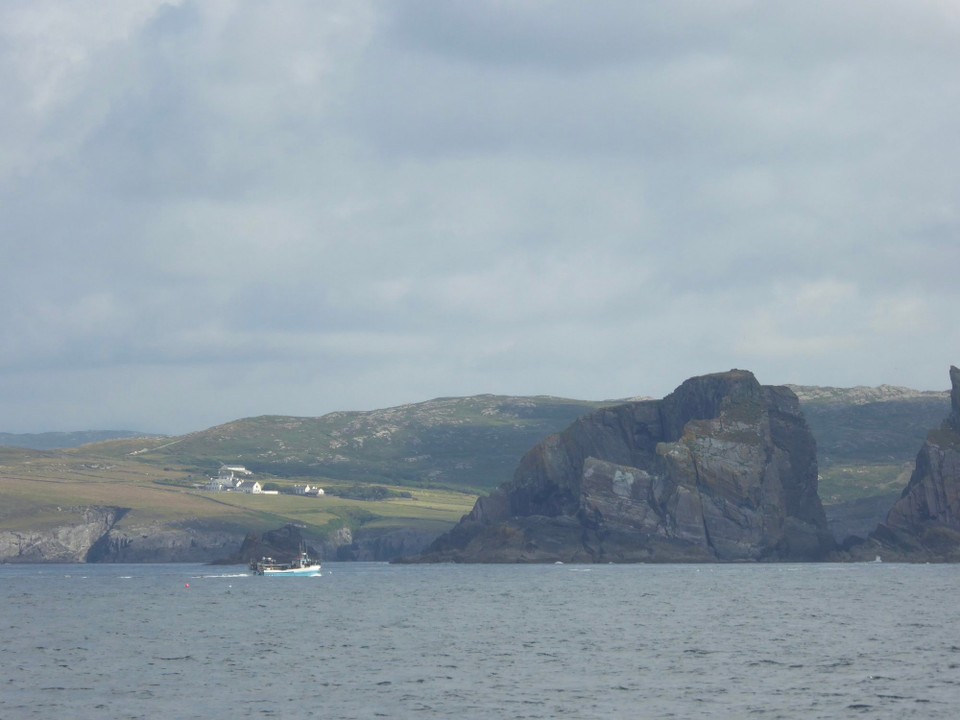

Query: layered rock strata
<box><xmin>411</xmin><ymin>370</ymin><xmax>835</xmax><ymax>563</ymax></box>
<box><xmin>0</xmin><ymin>507</ymin><xmax>124</xmax><ymax>562</ymax></box>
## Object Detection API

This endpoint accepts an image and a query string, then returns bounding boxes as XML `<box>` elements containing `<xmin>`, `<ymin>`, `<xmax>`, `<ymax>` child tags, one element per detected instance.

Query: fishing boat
<box><xmin>250</xmin><ymin>545</ymin><xmax>321</xmax><ymax>576</ymax></box>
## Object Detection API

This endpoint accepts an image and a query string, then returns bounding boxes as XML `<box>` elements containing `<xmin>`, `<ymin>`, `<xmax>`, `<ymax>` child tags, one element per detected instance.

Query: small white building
<box><xmin>235</xmin><ymin>479</ymin><xmax>263</xmax><ymax>494</ymax></box>
<box><xmin>295</xmin><ymin>484</ymin><xmax>325</xmax><ymax>496</ymax></box>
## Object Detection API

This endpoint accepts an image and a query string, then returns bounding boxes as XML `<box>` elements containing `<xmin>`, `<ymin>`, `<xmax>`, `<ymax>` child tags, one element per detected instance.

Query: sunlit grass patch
<box><xmin>818</xmin><ymin>463</ymin><xmax>911</xmax><ymax>505</ymax></box>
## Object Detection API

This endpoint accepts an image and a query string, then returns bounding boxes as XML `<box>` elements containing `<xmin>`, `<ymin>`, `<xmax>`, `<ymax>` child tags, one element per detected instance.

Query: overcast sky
<box><xmin>1</xmin><ymin>1</ymin><xmax>958</xmax><ymax>434</ymax></box>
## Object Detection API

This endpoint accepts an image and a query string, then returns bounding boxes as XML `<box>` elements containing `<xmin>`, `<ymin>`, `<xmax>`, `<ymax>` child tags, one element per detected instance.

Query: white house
<box><xmin>295</xmin><ymin>484</ymin><xmax>325</xmax><ymax>496</ymax></box>
<box><xmin>235</xmin><ymin>479</ymin><xmax>263</xmax><ymax>494</ymax></box>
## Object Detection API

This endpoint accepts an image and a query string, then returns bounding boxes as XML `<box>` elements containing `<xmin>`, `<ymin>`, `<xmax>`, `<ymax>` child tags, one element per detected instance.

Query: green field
<box><xmin>0</xmin><ymin>445</ymin><xmax>476</xmax><ymax>540</ymax></box>
<box><xmin>817</xmin><ymin>463</ymin><xmax>913</xmax><ymax>505</ymax></box>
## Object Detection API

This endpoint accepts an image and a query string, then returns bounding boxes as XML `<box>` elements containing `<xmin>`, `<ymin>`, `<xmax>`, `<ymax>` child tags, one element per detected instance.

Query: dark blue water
<box><xmin>2</xmin><ymin>562</ymin><xmax>958</xmax><ymax>719</ymax></box>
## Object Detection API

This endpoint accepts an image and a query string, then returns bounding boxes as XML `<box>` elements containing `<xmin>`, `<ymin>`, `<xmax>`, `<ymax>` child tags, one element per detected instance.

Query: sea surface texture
<box><xmin>2</xmin><ymin>562</ymin><xmax>958</xmax><ymax>719</ymax></box>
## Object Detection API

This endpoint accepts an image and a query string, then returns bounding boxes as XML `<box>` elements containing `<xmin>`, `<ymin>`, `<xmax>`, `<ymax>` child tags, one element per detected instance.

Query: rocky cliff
<box><xmin>86</xmin><ymin>521</ymin><xmax>247</xmax><ymax>563</ymax></box>
<box><xmin>410</xmin><ymin>370</ymin><xmax>835</xmax><ymax>563</ymax></box>
<box><xmin>859</xmin><ymin>366</ymin><xmax>960</xmax><ymax>561</ymax></box>
<box><xmin>0</xmin><ymin>506</ymin><xmax>249</xmax><ymax>564</ymax></box>
<box><xmin>0</xmin><ymin>506</ymin><xmax>124</xmax><ymax>562</ymax></box>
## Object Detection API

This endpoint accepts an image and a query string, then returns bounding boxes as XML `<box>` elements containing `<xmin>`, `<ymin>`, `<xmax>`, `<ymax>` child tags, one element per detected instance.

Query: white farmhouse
<box><xmin>295</xmin><ymin>484</ymin><xmax>326</xmax><ymax>496</ymax></box>
<box><xmin>235</xmin><ymin>479</ymin><xmax>263</xmax><ymax>494</ymax></box>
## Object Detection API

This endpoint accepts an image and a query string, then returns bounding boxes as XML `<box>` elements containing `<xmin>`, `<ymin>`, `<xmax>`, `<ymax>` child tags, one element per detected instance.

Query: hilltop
<box><xmin>0</xmin><ymin>430</ymin><xmax>160</xmax><ymax>451</ymax></box>
<box><xmin>789</xmin><ymin>383</ymin><xmax>949</xmax><ymax>471</ymax></box>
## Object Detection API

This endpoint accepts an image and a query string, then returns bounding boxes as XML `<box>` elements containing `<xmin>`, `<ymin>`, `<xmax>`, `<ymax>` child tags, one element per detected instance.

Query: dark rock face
<box><xmin>413</xmin><ymin>370</ymin><xmax>834</xmax><ymax>563</ymax></box>
<box><xmin>865</xmin><ymin>366</ymin><xmax>960</xmax><ymax>560</ymax></box>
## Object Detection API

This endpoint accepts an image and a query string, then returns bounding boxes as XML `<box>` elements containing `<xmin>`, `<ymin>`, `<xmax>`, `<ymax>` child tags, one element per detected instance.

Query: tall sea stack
<box><xmin>410</xmin><ymin>370</ymin><xmax>834</xmax><ymax>563</ymax></box>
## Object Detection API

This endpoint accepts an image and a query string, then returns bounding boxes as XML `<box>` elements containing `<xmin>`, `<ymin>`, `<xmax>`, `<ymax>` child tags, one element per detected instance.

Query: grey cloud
<box><xmin>386</xmin><ymin>1</ymin><xmax>757</xmax><ymax>71</ymax></box>
<box><xmin>0</xmin><ymin>1</ymin><xmax>957</xmax><ymax>433</ymax></box>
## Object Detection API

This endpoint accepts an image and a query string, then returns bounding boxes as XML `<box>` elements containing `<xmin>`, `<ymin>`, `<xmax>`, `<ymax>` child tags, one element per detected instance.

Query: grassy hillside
<box><xmin>789</xmin><ymin>385</ymin><xmax>950</xmax><ymax>505</ymax></box>
<box><xmin>96</xmin><ymin>395</ymin><xmax>610</xmax><ymax>493</ymax></box>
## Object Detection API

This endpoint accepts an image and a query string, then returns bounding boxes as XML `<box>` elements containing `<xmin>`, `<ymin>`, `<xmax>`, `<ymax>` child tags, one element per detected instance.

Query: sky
<box><xmin>1</xmin><ymin>0</ymin><xmax>958</xmax><ymax>435</ymax></box>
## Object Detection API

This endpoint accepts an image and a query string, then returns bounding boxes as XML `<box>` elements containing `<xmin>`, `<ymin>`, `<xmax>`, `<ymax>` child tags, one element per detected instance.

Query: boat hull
<box><xmin>260</xmin><ymin>565</ymin><xmax>321</xmax><ymax>577</ymax></box>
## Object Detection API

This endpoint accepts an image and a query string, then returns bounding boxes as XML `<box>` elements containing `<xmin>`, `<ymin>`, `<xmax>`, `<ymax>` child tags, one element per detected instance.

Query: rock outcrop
<box><xmin>86</xmin><ymin>521</ymin><xmax>247</xmax><ymax>563</ymax></box>
<box><xmin>409</xmin><ymin>370</ymin><xmax>834</xmax><ymax>563</ymax></box>
<box><xmin>222</xmin><ymin>524</ymin><xmax>319</xmax><ymax>565</ymax></box>
<box><xmin>859</xmin><ymin>366</ymin><xmax>960</xmax><ymax>561</ymax></box>
<box><xmin>0</xmin><ymin>507</ymin><xmax>124</xmax><ymax>562</ymax></box>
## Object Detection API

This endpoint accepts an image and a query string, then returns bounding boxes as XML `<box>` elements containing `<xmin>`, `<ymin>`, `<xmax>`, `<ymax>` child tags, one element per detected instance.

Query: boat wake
<box><xmin>192</xmin><ymin>573</ymin><xmax>252</xmax><ymax>579</ymax></box>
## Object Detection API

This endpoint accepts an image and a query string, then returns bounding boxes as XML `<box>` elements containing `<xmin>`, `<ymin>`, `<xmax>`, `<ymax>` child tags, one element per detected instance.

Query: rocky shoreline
<box><xmin>0</xmin><ymin>514</ymin><xmax>439</xmax><ymax>564</ymax></box>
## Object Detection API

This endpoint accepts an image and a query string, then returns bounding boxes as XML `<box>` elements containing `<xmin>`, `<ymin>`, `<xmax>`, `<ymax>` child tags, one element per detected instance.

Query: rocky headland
<box><xmin>408</xmin><ymin>370</ymin><xmax>836</xmax><ymax>563</ymax></box>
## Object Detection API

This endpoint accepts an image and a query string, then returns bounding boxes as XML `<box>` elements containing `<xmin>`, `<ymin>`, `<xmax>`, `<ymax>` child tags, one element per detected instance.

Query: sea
<box><xmin>1</xmin><ymin>562</ymin><xmax>958</xmax><ymax>720</ymax></box>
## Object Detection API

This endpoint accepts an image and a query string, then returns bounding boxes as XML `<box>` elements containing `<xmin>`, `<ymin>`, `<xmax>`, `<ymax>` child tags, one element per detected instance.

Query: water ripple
<box><xmin>2</xmin><ymin>562</ymin><xmax>960</xmax><ymax>718</ymax></box>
